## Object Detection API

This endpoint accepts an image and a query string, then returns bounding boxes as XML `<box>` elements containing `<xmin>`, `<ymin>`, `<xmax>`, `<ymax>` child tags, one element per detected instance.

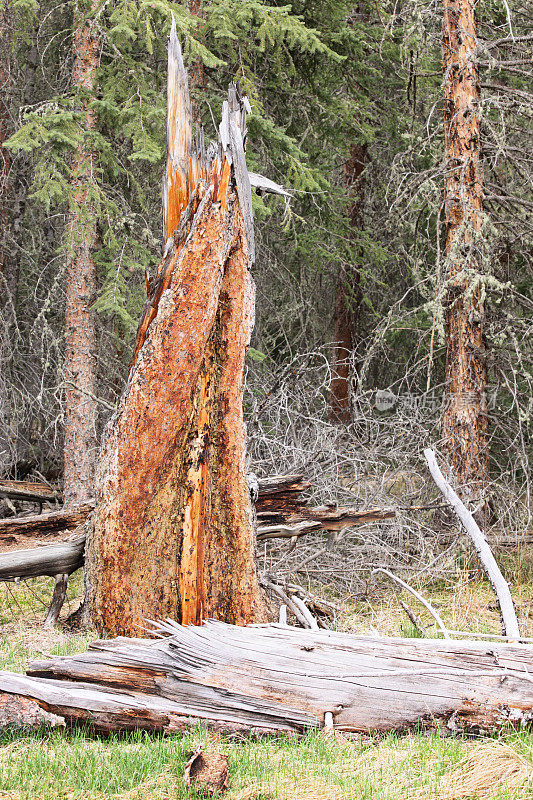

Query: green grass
<box><xmin>1</xmin><ymin>565</ymin><xmax>533</xmax><ymax>799</ymax></box>
<box><xmin>1</xmin><ymin>726</ymin><xmax>532</xmax><ymax>799</ymax></box>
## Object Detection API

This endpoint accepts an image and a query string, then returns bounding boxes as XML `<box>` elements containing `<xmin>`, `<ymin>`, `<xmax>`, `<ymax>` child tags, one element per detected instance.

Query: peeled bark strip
<box><xmin>441</xmin><ymin>0</ymin><xmax>489</xmax><ymax>495</ymax></box>
<box><xmin>85</xmin><ymin>26</ymin><xmax>266</xmax><ymax>636</ymax></box>
<box><xmin>1</xmin><ymin>621</ymin><xmax>532</xmax><ymax>735</ymax></box>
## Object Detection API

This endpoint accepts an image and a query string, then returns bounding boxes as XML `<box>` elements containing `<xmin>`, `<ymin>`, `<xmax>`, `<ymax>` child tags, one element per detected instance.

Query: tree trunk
<box><xmin>441</xmin><ymin>0</ymin><xmax>489</xmax><ymax>497</ymax></box>
<box><xmin>329</xmin><ymin>143</ymin><xmax>367</xmax><ymax>422</ymax></box>
<box><xmin>63</xmin><ymin>0</ymin><xmax>100</xmax><ymax>507</ymax></box>
<box><xmin>84</xmin><ymin>24</ymin><xmax>266</xmax><ymax>637</ymax></box>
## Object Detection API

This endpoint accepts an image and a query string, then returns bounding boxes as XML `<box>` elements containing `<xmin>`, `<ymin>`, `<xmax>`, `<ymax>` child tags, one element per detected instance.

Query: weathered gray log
<box><xmin>0</xmin><ymin>534</ymin><xmax>85</xmax><ymax>579</ymax></box>
<box><xmin>1</xmin><ymin>620</ymin><xmax>531</xmax><ymax>736</ymax></box>
<box><xmin>0</xmin><ymin>504</ymin><xmax>93</xmax><ymax>539</ymax></box>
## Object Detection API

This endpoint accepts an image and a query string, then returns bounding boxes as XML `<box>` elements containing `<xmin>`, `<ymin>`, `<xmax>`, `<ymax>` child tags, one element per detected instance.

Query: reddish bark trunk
<box><xmin>63</xmin><ymin>0</ymin><xmax>100</xmax><ymax>507</ymax></box>
<box><xmin>441</xmin><ymin>0</ymin><xmax>489</xmax><ymax>497</ymax></box>
<box><xmin>329</xmin><ymin>143</ymin><xmax>366</xmax><ymax>423</ymax></box>
<box><xmin>85</xmin><ymin>27</ymin><xmax>266</xmax><ymax>636</ymax></box>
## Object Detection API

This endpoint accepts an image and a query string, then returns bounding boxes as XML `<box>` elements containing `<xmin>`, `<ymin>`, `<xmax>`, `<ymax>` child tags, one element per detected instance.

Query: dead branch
<box><xmin>424</xmin><ymin>448</ymin><xmax>521</xmax><ymax>640</ymax></box>
<box><xmin>372</xmin><ymin>566</ymin><xmax>451</xmax><ymax>639</ymax></box>
<box><xmin>0</xmin><ymin>534</ymin><xmax>84</xmax><ymax>580</ymax></box>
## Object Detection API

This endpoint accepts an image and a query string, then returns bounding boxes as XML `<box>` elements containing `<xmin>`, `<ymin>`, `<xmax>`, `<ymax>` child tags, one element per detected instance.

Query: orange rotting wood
<box><xmin>179</xmin><ymin>348</ymin><xmax>213</xmax><ymax>626</ymax></box>
<box><xmin>85</xmin><ymin>25</ymin><xmax>265</xmax><ymax>636</ymax></box>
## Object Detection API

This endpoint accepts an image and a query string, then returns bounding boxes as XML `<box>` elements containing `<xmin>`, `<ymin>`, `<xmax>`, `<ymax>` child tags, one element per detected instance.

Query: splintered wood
<box><xmin>0</xmin><ymin>474</ymin><xmax>395</xmax><ymax>581</ymax></box>
<box><xmin>84</xmin><ymin>21</ymin><xmax>265</xmax><ymax>636</ymax></box>
<box><xmin>1</xmin><ymin>621</ymin><xmax>532</xmax><ymax>736</ymax></box>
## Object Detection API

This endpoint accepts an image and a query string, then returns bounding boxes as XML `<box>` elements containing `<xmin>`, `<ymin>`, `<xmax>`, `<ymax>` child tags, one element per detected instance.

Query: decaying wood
<box><xmin>184</xmin><ymin>747</ymin><xmax>229</xmax><ymax>793</ymax></box>
<box><xmin>0</xmin><ymin>479</ymin><xmax>62</xmax><ymax>504</ymax></box>
<box><xmin>0</xmin><ymin>693</ymin><xmax>65</xmax><ymax>729</ymax></box>
<box><xmin>425</xmin><ymin>448</ymin><xmax>520</xmax><ymax>640</ymax></box>
<box><xmin>0</xmin><ymin>476</ymin><xmax>394</xmax><ymax>583</ymax></box>
<box><xmin>255</xmin><ymin>473</ymin><xmax>395</xmax><ymax>537</ymax></box>
<box><xmin>257</xmin><ymin>506</ymin><xmax>395</xmax><ymax>539</ymax></box>
<box><xmin>0</xmin><ymin>504</ymin><xmax>92</xmax><ymax>539</ymax></box>
<box><xmin>43</xmin><ymin>573</ymin><xmax>69</xmax><ymax>628</ymax></box>
<box><xmin>1</xmin><ymin>621</ymin><xmax>532</xmax><ymax>736</ymax></box>
<box><xmin>84</xmin><ymin>24</ymin><xmax>266</xmax><ymax>637</ymax></box>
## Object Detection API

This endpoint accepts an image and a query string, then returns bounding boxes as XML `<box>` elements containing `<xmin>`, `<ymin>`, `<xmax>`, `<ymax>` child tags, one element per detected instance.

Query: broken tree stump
<box><xmin>84</xmin><ymin>23</ymin><xmax>269</xmax><ymax>637</ymax></box>
<box><xmin>1</xmin><ymin>621</ymin><xmax>532</xmax><ymax>736</ymax></box>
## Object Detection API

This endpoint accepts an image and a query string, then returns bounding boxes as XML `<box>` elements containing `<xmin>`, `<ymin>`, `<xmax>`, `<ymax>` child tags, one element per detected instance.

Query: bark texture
<box><xmin>441</xmin><ymin>0</ymin><xmax>489</xmax><ymax>495</ymax></box>
<box><xmin>85</xmin><ymin>24</ymin><xmax>265</xmax><ymax>637</ymax></box>
<box><xmin>64</xmin><ymin>0</ymin><xmax>100</xmax><ymax>507</ymax></box>
<box><xmin>2</xmin><ymin>621</ymin><xmax>532</xmax><ymax>735</ymax></box>
<box><xmin>329</xmin><ymin>143</ymin><xmax>367</xmax><ymax>422</ymax></box>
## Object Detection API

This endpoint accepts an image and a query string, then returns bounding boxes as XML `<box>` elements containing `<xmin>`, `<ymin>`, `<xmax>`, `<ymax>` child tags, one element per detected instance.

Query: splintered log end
<box><xmin>0</xmin><ymin>693</ymin><xmax>65</xmax><ymax>730</ymax></box>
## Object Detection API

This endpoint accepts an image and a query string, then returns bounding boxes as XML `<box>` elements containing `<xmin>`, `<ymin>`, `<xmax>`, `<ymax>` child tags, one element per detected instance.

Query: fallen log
<box><xmin>0</xmin><ymin>477</ymin><xmax>394</xmax><ymax>582</ymax></box>
<box><xmin>1</xmin><ymin>621</ymin><xmax>532</xmax><ymax>736</ymax></box>
<box><xmin>0</xmin><ymin>479</ymin><xmax>62</xmax><ymax>505</ymax></box>
<box><xmin>0</xmin><ymin>504</ymin><xmax>93</xmax><ymax>539</ymax></box>
<box><xmin>0</xmin><ymin>534</ymin><xmax>85</xmax><ymax>580</ymax></box>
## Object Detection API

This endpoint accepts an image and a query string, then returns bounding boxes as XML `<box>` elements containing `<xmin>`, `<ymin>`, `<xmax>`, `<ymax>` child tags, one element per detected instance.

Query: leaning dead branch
<box><xmin>424</xmin><ymin>448</ymin><xmax>521</xmax><ymax>640</ymax></box>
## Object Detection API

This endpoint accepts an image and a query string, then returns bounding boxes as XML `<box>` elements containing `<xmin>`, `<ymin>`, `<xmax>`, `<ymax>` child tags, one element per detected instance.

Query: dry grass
<box><xmin>434</xmin><ymin>741</ymin><xmax>533</xmax><ymax>800</ymax></box>
<box><xmin>342</xmin><ymin>570</ymin><xmax>533</xmax><ymax>640</ymax></box>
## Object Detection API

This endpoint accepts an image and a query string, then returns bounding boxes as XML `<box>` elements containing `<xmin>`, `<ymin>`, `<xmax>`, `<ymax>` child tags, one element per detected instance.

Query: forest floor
<box><xmin>1</xmin><ymin>556</ymin><xmax>533</xmax><ymax>800</ymax></box>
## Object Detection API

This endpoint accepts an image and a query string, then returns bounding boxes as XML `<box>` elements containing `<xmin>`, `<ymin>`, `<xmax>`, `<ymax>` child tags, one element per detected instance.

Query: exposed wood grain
<box><xmin>1</xmin><ymin>620</ymin><xmax>529</xmax><ymax>736</ymax></box>
<box><xmin>0</xmin><ymin>479</ymin><xmax>62</xmax><ymax>504</ymax></box>
<box><xmin>84</xmin><ymin>34</ymin><xmax>266</xmax><ymax>636</ymax></box>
